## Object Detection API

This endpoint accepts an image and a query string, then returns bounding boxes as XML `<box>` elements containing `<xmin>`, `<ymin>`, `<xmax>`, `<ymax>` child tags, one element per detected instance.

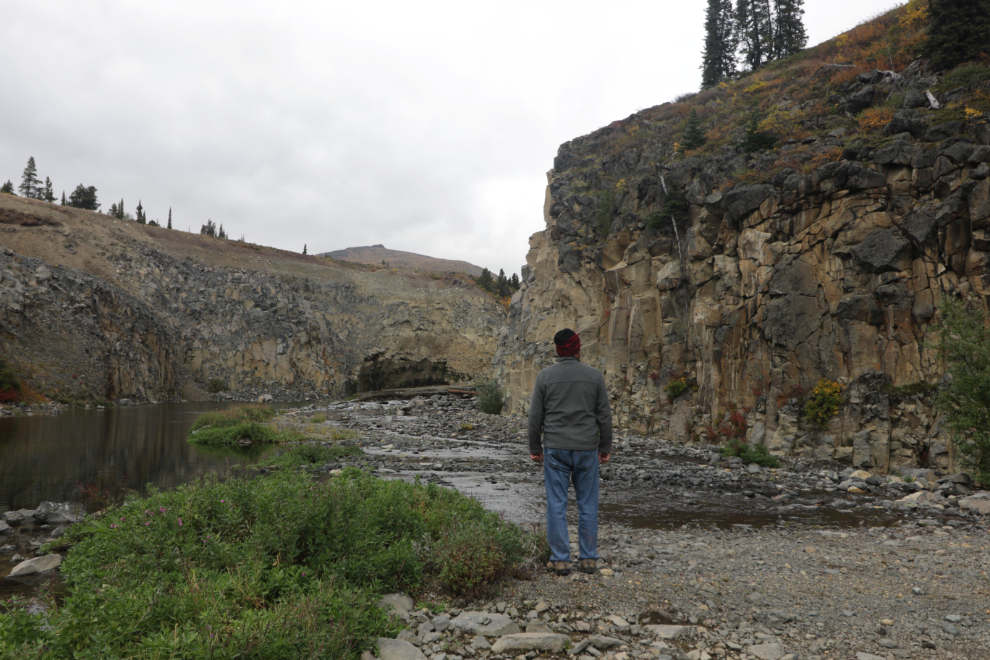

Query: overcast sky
<box><xmin>1</xmin><ymin>1</ymin><xmax>902</xmax><ymax>276</ymax></box>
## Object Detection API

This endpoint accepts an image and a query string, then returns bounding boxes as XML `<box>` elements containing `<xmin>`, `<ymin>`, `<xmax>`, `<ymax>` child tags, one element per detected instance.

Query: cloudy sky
<box><xmin>2</xmin><ymin>1</ymin><xmax>902</xmax><ymax>276</ymax></box>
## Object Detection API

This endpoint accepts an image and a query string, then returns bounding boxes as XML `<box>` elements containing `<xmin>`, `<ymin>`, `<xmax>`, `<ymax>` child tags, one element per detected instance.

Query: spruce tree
<box><xmin>736</xmin><ymin>0</ymin><xmax>773</xmax><ymax>70</ymax></box>
<box><xmin>701</xmin><ymin>0</ymin><xmax>737</xmax><ymax>88</ymax></box>
<box><xmin>61</xmin><ymin>191</ymin><xmax>67</xmax><ymax>205</ymax></box>
<box><xmin>67</xmin><ymin>184</ymin><xmax>99</xmax><ymax>210</ymax></box>
<box><xmin>218</xmin><ymin>224</ymin><xmax>227</xmax><ymax>239</ymax></box>
<box><xmin>922</xmin><ymin>0</ymin><xmax>990</xmax><ymax>69</ymax></box>
<box><xmin>476</xmin><ymin>268</ymin><xmax>494</xmax><ymax>293</ymax></box>
<box><xmin>167</xmin><ymin>207</ymin><xmax>172</xmax><ymax>229</ymax></box>
<box><xmin>18</xmin><ymin>157</ymin><xmax>41</xmax><ymax>199</ymax></box>
<box><xmin>682</xmin><ymin>110</ymin><xmax>707</xmax><ymax>150</ymax></box>
<box><xmin>303</xmin><ymin>244</ymin><xmax>308</xmax><ymax>255</ymax></box>
<box><xmin>772</xmin><ymin>0</ymin><xmax>807</xmax><ymax>59</ymax></box>
<box><xmin>136</xmin><ymin>200</ymin><xmax>146</xmax><ymax>224</ymax></box>
<box><xmin>43</xmin><ymin>177</ymin><xmax>55</xmax><ymax>202</ymax></box>
<box><xmin>0</xmin><ymin>181</ymin><xmax>13</xmax><ymax>194</ymax></box>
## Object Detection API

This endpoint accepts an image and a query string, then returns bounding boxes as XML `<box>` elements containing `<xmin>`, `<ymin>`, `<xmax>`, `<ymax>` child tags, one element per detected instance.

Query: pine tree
<box><xmin>701</xmin><ymin>0</ymin><xmax>737</xmax><ymax>88</ymax></box>
<box><xmin>43</xmin><ymin>177</ymin><xmax>55</xmax><ymax>202</ymax></box>
<box><xmin>303</xmin><ymin>244</ymin><xmax>308</xmax><ymax>255</ymax></box>
<box><xmin>736</xmin><ymin>0</ymin><xmax>773</xmax><ymax>70</ymax></box>
<box><xmin>771</xmin><ymin>0</ymin><xmax>807</xmax><ymax>59</ymax></box>
<box><xmin>200</xmin><ymin>220</ymin><xmax>217</xmax><ymax>237</ymax></box>
<box><xmin>18</xmin><ymin>157</ymin><xmax>41</xmax><ymax>199</ymax></box>
<box><xmin>476</xmin><ymin>268</ymin><xmax>494</xmax><ymax>293</ymax></box>
<box><xmin>218</xmin><ymin>224</ymin><xmax>227</xmax><ymax>239</ymax></box>
<box><xmin>0</xmin><ymin>181</ymin><xmax>13</xmax><ymax>194</ymax></box>
<box><xmin>510</xmin><ymin>273</ymin><xmax>520</xmax><ymax>290</ymax></box>
<box><xmin>61</xmin><ymin>191</ymin><xmax>67</xmax><ymax>205</ymax></box>
<box><xmin>110</xmin><ymin>199</ymin><xmax>127</xmax><ymax>220</ymax></box>
<box><xmin>167</xmin><ymin>207</ymin><xmax>172</xmax><ymax>230</ymax></box>
<box><xmin>67</xmin><ymin>184</ymin><xmax>99</xmax><ymax>210</ymax></box>
<box><xmin>682</xmin><ymin>110</ymin><xmax>707</xmax><ymax>150</ymax></box>
<box><xmin>922</xmin><ymin>0</ymin><xmax>990</xmax><ymax>69</ymax></box>
<box><xmin>135</xmin><ymin>200</ymin><xmax>146</xmax><ymax>224</ymax></box>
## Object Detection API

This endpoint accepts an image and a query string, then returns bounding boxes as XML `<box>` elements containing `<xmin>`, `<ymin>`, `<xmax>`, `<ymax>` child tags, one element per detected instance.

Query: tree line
<box><xmin>475</xmin><ymin>268</ymin><xmax>520</xmax><ymax>298</ymax></box>
<box><xmin>701</xmin><ymin>0</ymin><xmax>808</xmax><ymax>88</ymax></box>
<box><xmin>1</xmin><ymin>156</ymin><xmax>241</xmax><ymax>239</ymax></box>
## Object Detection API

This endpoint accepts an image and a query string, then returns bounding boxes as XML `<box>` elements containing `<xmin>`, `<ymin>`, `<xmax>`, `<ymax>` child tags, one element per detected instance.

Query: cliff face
<box><xmin>0</xmin><ymin>196</ymin><xmax>502</xmax><ymax>401</ymax></box>
<box><xmin>496</xmin><ymin>83</ymin><xmax>990</xmax><ymax>474</ymax></box>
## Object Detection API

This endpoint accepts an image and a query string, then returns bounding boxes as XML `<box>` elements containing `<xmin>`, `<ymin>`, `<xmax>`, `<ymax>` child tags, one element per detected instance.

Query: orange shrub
<box><xmin>857</xmin><ymin>106</ymin><xmax>894</xmax><ymax>130</ymax></box>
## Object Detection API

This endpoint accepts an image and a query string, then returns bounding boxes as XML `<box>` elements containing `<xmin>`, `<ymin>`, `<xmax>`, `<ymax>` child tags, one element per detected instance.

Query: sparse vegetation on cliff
<box><xmin>0</xmin><ymin>357</ymin><xmax>23</xmax><ymax>403</ymax></box>
<box><xmin>933</xmin><ymin>295</ymin><xmax>990</xmax><ymax>485</ymax></box>
<box><xmin>802</xmin><ymin>379</ymin><xmax>845</xmax><ymax>431</ymax></box>
<box><xmin>2</xmin><ymin>468</ymin><xmax>529</xmax><ymax>658</ymax></box>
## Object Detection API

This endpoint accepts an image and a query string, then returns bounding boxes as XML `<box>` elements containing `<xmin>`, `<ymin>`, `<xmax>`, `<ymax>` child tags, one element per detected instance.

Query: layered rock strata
<box><xmin>496</xmin><ymin>108</ymin><xmax>990</xmax><ymax>473</ymax></box>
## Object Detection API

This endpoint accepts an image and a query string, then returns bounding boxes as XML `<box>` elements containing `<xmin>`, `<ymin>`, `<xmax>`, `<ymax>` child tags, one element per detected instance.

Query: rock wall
<box><xmin>0</xmin><ymin>199</ymin><xmax>503</xmax><ymax>402</ymax></box>
<box><xmin>496</xmin><ymin>110</ymin><xmax>990</xmax><ymax>473</ymax></box>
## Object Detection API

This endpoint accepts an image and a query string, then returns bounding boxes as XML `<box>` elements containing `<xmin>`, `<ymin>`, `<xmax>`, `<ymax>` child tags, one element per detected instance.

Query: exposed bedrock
<box><xmin>495</xmin><ymin>121</ymin><xmax>990</xmax><ymax>473</ymax></box>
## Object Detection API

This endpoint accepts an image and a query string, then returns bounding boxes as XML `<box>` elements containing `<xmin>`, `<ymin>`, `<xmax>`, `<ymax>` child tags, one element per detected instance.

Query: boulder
<box><xmin>845</xmin><ymin>85</ymin><xmax>875</xmax><ymax>114</ymax></box>
<box><xmin>646</xmin><ymin>625</ymin><xmax>690</xmax><ymax>639</ymax></box>
<box><xmin>0</xmin><ymin>521</ymin><xmax>11</xmax><ymax>536</ymax></box>
<box><xmin>724</xmin><ymin>185</ymin><xmax>775</xmax><ymax>224</ymax></box>
<box><xmin>376</xmin><ymin>638</ymin><xmax>427</xmax><ymax>660</ymax></box>
<box><xmin>451</xmin><ymin>611</ymin><xmax>520</xmax><ymax>637</ymax></box>
<box><xmin>959</xmin><ymin>494</ymin><xmax>990</xmax><ymax>515</ymax></box>
<box><xmin>903</xmin><ymin>88</ymin><xmax>930</xmax><ymax>109</ymax></box>
<box><xmin>883</xmin><ymin>109</ymin><xmax>929</xmax><ymax>138</ymax></box>
<box><xmin>378</xmin><ymin>593</ymin><xmax>414</xmax><ymax>619</ymax></box>
<box><xmin>748</xmin><ymin>643</ymin><xmax>785</xmax><ymax>660</ymax></box>
<box><xmin>898</xmin><ymin>206</ymin><xmax>938</xmax><ymax>246</ymax></box>
<box><xmin>924</xmin><ymin>121</ymin><xmax>965</xmax><ymax>142</ymax></box>
<box><xmin>2</xmin><ymin>511</ymin><xmax>24</xmax><ymax>525</ymax></box>
<box><xmin>943</xmin><ymin>141</ymin><xmax>976</xmax><ymax>164</ymax></box>
<box><xmin>8</xmin><ymin>554</ymin><xmax>62</xmax><ymax>578</ymax></box>
<box><xmin>873</xmin><ymin>140</ymin><xmax>913</xmax><ymax>166</ymax></box>
<box><xmin>33</xmin><ymin>501</ymin><xmax>84</xmax><ymax>525</ymax></box>
<box><xmin>836</xmin><ymin>295</ymin><xmax>883</xmax><ymax>326</ymax></box>
<box><xmin>491</xmin><ymin>633</ymin><xmax>570</xmax><ymax>654</ymax></box>
<box><xmin>851</xmin><ymin>229</ymin><xmax>911</xmax><ymax>273</ymax></box>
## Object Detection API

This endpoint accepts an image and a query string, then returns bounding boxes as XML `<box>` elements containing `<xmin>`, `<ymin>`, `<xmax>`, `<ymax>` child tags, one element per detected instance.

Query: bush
<box><xmin>944</xmin><ymin>63</ymin><xmax>990</xmax><ymax>90</ymax></box>
<box><xmin>664</xmin><ymin>376</ymin><xmax>695</xmax><ymax>400</ymax></box>
<box><xmin>206</xmin><ymin>378</ymin><xmax>228</xmax><ymax>393</ymax></box>
<box><xmin>1</xmin><ymin>469</ymin><xmax>527</xmax><ymax>658</ymax></box>
<box><xmin>476</xmin><ymin>380</ymin><xmax>505</xmax><ymax>415</ymax></box>
<box><xmin>188</xmin><ymin>405</ymin><xmax>280</xmax><ymax>446</ymax></box>
<box><xmin>311</xmin><ymin>414</ymin><xmax>327</xmax><ymax>424</ymax></box>
<box><xmin>740</xmin><ymin>112</ymin><xmax>776</xmax><ymax>152</ymax></box>
<box><xmin>721</xmin><ymin>438</ymin><xmax>781</xmax><ymax>468</ymax></box>
<box><xmin>932</xmin><ymin>295</ymin><xmax>990</xmax><ymax>485</ymax></box>
<box><xmin>0</xmin><ymin>357</ymin><xmax>22</xmax><ymax>402</ymax></box>
<box><xmin>802</xmin><ymin>379</ymin><xmax>845</xmax><ymax>430</ymax></box>
<box><xmin>270</xmin><ymin>444</ymin><xmax>363</xmax><ymax>468</ymax></box>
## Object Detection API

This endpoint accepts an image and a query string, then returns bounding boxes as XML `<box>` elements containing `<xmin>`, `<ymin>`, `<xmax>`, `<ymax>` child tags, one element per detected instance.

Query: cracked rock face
<box><xmin>495</xmin><ymin>115</ymin><xmax>990</xmax><ymax>474</ymax></box>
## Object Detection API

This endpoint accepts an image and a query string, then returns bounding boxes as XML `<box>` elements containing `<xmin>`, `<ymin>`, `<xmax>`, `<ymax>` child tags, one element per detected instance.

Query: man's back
<box><xmin>528</xmin><ymin>357</ymin><xmax>612</xmax><ymax>454</ymax></box>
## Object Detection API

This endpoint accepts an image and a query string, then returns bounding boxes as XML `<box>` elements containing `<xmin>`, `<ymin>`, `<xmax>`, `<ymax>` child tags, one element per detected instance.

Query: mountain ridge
<box><xmin>319</xmin><ymin>244</ymin><xmax>485</xmax><ymax>277</ymax></box>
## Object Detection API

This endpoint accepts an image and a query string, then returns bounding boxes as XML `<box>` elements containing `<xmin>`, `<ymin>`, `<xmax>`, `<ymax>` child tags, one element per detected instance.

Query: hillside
<box><xmin>495</xmin><ymin>3</ymin><xmax>990</xmax><ymax>475</ymax></box>
<box><xmin>0</xmin><ymin>194</ymin><xmax>503</xmax><ymax>402</ymax></box>
<box><xmin>320</xmin><ymin>244</ymin><xmax>485</xmax><ymax>277</ymax></box>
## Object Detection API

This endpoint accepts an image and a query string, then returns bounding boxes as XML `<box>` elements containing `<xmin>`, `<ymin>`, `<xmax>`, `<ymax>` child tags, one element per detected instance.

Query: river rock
<box><xmin>33</xmin><ymin>501</ymin><xmax>84</xmax><ymax>524</ymax></box>
<box><xmin>490</xmin><ymin>632</ymin><xmax>570</xmax><ymax>654</ymax></box>
<box><xmin>376</xmin><ymin>638</ymin><xmax>427</xmax><ymax>660</ymax></box>
<box><xmin>958</xmin><ymin>493</ymin><xmax>990</xmax><ymax>515</ymax></box>
<box><xmin>8</xmin><ymin>554</ymin><xmax>62</xmax><ymax>578</ymax></box>
<box><xmin>0</xmin><ymin>521</ymin><xmax>11</xmax><ymax>536</ymax></box>
<box><xmin>451</xmin><ymin>611</ymin><xmax>520</xmax><ymax>636</ymax></box>
<box><xmin>748</xmin><ymin>643</ymin><xmax>785</xmax><ymax>660</ymax></box>
<box><xmin>1</xmin><ymin>511</ymin><xmax>23</xmax><ymax>525</ymax></box>
<box><xmin>379</xmin><ymin>593</ymin><xmax>414</xmax><ymax>618</ymax></box>
<box><xmin>646</xmin><ymin>625</ymin><xmax>690</xmax><ymax>639</ymax></box>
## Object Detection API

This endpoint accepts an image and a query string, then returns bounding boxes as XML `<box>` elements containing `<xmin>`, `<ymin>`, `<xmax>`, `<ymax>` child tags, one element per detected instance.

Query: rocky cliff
<box><xmin>0</xmin><ymin>195</ymin><xmax>503</xmax><ymax>402</ymax></box>
<box><xmin>495</xmin><ymin>57</ymin><xmax>990</xmax><ymax>474</ymax></box>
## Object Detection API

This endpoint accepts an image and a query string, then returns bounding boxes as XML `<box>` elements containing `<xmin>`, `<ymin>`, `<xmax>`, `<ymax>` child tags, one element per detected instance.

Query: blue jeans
<box><xmin>543</xmin><ymin>447</ymin><xmax>599</xmax><ymax>563</ymax></box>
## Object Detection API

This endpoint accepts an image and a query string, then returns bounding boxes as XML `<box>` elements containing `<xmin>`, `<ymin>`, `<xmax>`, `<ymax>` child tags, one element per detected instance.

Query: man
<box><xmin>528</xmin><ymin>328</ymin><xmax>613</xmax><ymax>576</ymax></box>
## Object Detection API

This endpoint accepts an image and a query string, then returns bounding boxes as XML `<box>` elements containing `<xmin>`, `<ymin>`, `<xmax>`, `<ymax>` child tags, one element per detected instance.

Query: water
<box><xmin>0</xmin><ymin>402</ymin><xmax>295</xmax><ymax>513</ymax></box>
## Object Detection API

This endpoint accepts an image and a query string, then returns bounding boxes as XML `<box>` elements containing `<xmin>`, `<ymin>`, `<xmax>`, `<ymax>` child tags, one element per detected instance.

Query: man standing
<box><xmin>528</xmin><ymin>328</ymin><xmax>612</xmax><ymax>576</ymax></box>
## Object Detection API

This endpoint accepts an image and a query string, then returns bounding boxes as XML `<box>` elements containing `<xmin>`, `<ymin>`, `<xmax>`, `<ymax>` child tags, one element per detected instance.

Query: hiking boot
<box><xmin>579</xmin><ymin>559</ymin><xmax>597</xmax><ymax>574</ymax></box>
<box><xmin>547</xmin><ymin>561</ymin><xmax>571</xmax><ymax>576</ymax></box>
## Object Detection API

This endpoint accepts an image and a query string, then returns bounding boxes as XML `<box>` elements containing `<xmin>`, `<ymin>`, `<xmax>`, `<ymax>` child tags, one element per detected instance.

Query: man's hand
<box><xmin>599</xmin><ymin>453</ymin><xmax>611</xmax><ymax>464</ymax></box>
<box><xmin>530</xmin><ymin>453</ymin><xmax>544</xmax><ymax>463</ymax></box>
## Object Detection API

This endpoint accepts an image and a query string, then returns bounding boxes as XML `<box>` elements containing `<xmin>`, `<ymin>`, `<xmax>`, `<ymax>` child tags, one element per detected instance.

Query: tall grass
<box><xmin>2</xmin><ymin>462</ymin><xmax>529</xmax><ymax>659</ymax></box>
<box><xmin>188</xmin><ymin>405</ymin><xmax>279</xmax><ymax>446</ymax></box>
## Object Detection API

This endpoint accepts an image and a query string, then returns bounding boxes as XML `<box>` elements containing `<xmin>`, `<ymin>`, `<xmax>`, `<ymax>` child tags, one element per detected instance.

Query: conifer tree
<box><xmin>67</xmin><ymin>184</ymin><xmax>99</xmax><ymax>210</ymax></box>
<box><xmin>682</xmin><ymin>110</ymin><xmax>707</xmax><ymax>150</ymax></box>
<box><xmin>771</xmin><ymin>0</ymin><xmax>807</xmax><ymax>59</ymax></box>
<box><xmin>922</xmin><ymin>0</ymin><xmax>990</xmax><ymax>69</ymax></box>
<box><xmin>218</xmin><ymin>224</ymin><xmax>227</xmax><ymax>239</ymax></box>
<box><xmin>61</xmin><ymin>191</ymin><xmax>67</xmax><ymax>205</ymax></box>
<box><xmin>476</xmin><ymin>268</ymin><xmax>494</xmax><ymax>293</ymax></box>
<box><xmin>18</xmin><ymin>157</ymin><xmax>41</xmax><ymax>199</ymax></box>
<box><xmin>135</xmin><ymin>200</ymin><xmax>147</xmax><ymax>224</ymax></box>
<box><xmin>43</xmin><ymin>177</ymin><xmax>55</xmax><ymax>202</ymax></box>
<box><xmin>510</xmin><ymin>273</ymin><xmax>520</xmax><ymax>290</ymax></box>
<box><xmin>701</xmin><ymin>0</ymin><xmax>737</xmax><ymax>88</ymax></box>
<box><xmin>736</xmin><ymin>0</ymin><xmax>773</xmax><ymax>70</ymax></box>
<box><xmin>200</xmin><ymin>220</ymin><xmax>217</xmax><ymax>237</ymax></box>
<box><xmin>0</xmin><ymin>181</ymin><xmax>13</xmax><ymax>195</ymax></box>
<box><xmin>303</xmin><ymin>244</ymin><xmax>308</xmax><ymax>255</ymax></box>
<box><xmin>167</xmin><ymin>207</ymin><xmax>172</xmax><ymax>229</ymax></box>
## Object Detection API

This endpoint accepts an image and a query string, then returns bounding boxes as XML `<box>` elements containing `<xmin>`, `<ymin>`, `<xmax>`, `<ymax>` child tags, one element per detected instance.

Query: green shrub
<box><xmin>191</xmin><ymin>404</ymin><xmax>276</xmax><ymax>431</ymax></box>
<box><xmin>270</xmin><ymin>444</ymin><xmax>363</xmax><ymax>468</ymax></box>
<box><xmin>740</xmin><ymin>112</ymin><xmax>776</xmax><ymax>152</ymax></box>
<box><xmin>802</xmin><ymin>379</ymin><xmax>844</xmax><ymax>430</ymax></box>
<box><xmin>721</xmin><ymin>438</ymin><xmax>781</xmax><ymax>468</ymax></box>
<box><xmin>188</xmin><ymin>405</ymin><xmax>280</xmax><ymax>446</ymax></box>
<box><xmin>932</xmin><ymin>295</ymin><xmax>990</xmax><ymax>486</ymax></box>
<box><xmin>944</xmin><ymin>63</ymin><xmax>990</xmax><ymax>90</ymax></box>
<box><xmin>476</xmin><ymin>380</ymin><xmax>505</xmax><ymax>415</ymax></box>
<box><xmin>0</xmin><ymin>357</ymin><xmax>22</xmax><ymax>402</ymax></box>
<box><xmin>664</xmin><ymin>376</ymin><xmax>695</xmax><ymax>400</ymax></box>
<box><xmin>206</xmin><ymin>378</ymin><xmax>228</xmax><ymax>393</ymax></box>
<box><xmin>311</xmin><ymin>414</ymin><xmax>327</xmax><ymax>424</ymax></box>
<box><xmin>1</xmin><ymin>469</ymin><xmax>527</xmax><ymax>658</ymax></box>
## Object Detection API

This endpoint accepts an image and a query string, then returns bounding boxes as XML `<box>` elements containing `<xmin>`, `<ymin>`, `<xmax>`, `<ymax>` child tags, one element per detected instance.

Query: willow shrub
<box><xmin>188</xmin><ymin>404</ymin><xmax>279</xmax><ymax>446</ymax></box>
<box><xmin>2</xmin><ymin>465</ymin><xmax>527</xmax><ymax>659</ymax></box>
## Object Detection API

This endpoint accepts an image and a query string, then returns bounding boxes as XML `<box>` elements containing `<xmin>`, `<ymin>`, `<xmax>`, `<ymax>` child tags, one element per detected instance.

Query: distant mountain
<box><xmin>320</xmin><ymin>245</ymin><xmax>484</xmax><ymax>277</ymax></box>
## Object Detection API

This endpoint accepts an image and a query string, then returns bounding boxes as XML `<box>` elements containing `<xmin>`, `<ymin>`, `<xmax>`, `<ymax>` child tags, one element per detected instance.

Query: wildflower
<box><xmin>145</xmin><ymin>522</ymin><xmax>150</xmax><ymax>526</ymax></box>
<box><xmin>178</xmin><ymin>518</ymin><xmax>183</xmax><ymax>526</ymax></box>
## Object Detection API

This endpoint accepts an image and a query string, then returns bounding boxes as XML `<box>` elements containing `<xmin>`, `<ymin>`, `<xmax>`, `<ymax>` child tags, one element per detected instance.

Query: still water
<box><xmin>0</xmin><ymin>402</ymin><xmax>297</xmax><ymax>512</ymax></box>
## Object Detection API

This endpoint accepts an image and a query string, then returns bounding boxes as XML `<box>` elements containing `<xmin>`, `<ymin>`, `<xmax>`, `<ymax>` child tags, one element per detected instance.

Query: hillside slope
<box><xmin>320</xmin><ymin>245</ymin><xmax>485</xmax><ymax>277</ymax></box>
<box><xmin>0</xmin><ymin>195</ymin><xmax>503</xmax><ymax>402</ymax></box>
<box><xmin>495</xmin><ymin>5</ymin><xmax>990</xmax><ymax>474</ymax></box>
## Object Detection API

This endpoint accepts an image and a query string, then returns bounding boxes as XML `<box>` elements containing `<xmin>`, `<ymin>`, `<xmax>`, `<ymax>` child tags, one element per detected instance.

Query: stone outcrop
<box><xmin>0</xmin><ymin>198</ymin><xmax>503</xmax><ymax>401</ymax></box>
<box><xmin>495</xmin><ymin>96</ymin><xmax>990</xmax><ymax>473</ymax></box>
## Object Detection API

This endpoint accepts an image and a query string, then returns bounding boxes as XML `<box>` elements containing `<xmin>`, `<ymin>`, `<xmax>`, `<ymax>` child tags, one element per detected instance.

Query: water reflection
<box><xmin>0</xmin><ymin>403</ymin><xmax>293</xmax><ymax>512</ymax></box>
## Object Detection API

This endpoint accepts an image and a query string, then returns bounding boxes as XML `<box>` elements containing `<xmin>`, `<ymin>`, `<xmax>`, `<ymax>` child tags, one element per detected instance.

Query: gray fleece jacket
<box><xmin>528</xmin><ymin>357</ymin><xmax>613</xmax><ymax>455</ymax></box>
